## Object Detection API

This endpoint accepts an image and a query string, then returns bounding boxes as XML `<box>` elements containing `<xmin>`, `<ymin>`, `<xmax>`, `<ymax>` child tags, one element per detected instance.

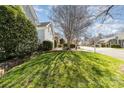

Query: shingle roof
<box><xmin>98</xmin><ymin>32</ymin><xmax>124</xmax><ymax>44</ymax></box>
<box><xmin>37</xmin><ymin>22</ymin><xmax>51</xmax><ymax>27</ymax></box>
<box><xmin>117</xmin><ymin>32</ymin><xmax>124</xmax><ymax>40</ymax></box>
<box><xmin>99</xmin><ymin>37</ymin><xmax>115</xmax><ymax>43</ymax></box>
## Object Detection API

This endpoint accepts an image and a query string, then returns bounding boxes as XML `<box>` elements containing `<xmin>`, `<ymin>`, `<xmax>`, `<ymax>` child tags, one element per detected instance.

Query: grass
<box><xmin>0</xmin><ymin>51</ymin><xmax>124</xmax><ymax>88</ymax></box>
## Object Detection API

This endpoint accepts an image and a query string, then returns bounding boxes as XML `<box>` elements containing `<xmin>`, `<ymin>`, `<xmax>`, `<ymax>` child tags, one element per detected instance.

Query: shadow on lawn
<box><xmin>37</xmin><ymin>51</ymin><xmax>88</xmax><ymax>88</ymax></box>
<box><xmin>1</xmin><ymin>51</ymin><xmax>124</xmax><ymax>88</ymax></box>
<box><xmin>0</xmin><ymin>51</ymin><xmax>107</xmax><ymax>88</ymax></box>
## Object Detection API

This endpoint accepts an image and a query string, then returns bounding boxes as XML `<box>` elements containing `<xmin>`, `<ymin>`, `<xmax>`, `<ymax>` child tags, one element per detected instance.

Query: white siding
<box><xmin>45</xmin><ymin>27</ymin><xmax>54</xmax><ymax>48</ymax></box>
<box><xmin>37</xmin><ymin>27</ymin><xmax>45</xmax><ymax>44</ymax></box>
<box><xmin>21</xmin><ymin>5</ymin><xmax>38</xmax><ymax>25</ymax></box>
<box><xmin>37</xmin><ymin>25</ymin><xmax>54</xmax><ymax>47</ymax></box>
<box><xmin>45</xmin><ymin>27</ymin><xmax>54</xmax><ymax>42</ymax></box>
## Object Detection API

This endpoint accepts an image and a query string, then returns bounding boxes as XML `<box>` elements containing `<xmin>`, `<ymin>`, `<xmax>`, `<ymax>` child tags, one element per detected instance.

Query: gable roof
<box><xmin>37</xmin><ymin>22</ymin><xmax>54</xmax><ymax>36</ymax></box>
<box><xmin>116</xmin><ymin>32</ymin><xmax>124</xmax><ymax>40</ymax></box>
<box><xmin>37</xmin><ymin>22</ymin><xmax>51</xmax><ymax>27</ymax></box>
<box><xmin>98</xmin><ymin>32</ymin><xmax>124</xmax><ymax>43</ymax></box>
<box><xmin>98</xmin><ymin>37</ymin><xmax>115</xmax><ymax>43</ymax></box>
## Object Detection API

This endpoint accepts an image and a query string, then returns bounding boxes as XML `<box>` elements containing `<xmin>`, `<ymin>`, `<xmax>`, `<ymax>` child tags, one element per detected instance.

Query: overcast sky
<box><xmin>33</xmin><ymin>5</ymin><xmax>124</xmax><ymax>36</ymax></box>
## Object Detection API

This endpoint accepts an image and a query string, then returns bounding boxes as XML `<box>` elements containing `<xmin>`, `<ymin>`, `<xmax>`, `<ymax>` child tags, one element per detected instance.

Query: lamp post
<box><xmin>93</xmin><ymin>33</ymin><xmax>99</xmax><ymax>53</ymax></box>
<box><xmin>94</xmin><ymin>41</ymin><xmax>96</xmax><ymax>53</ymax></box>
<box><xmin>93</xmin><ymin>24</ymin><xmax>103</xmax><ymax>53</ymax></box>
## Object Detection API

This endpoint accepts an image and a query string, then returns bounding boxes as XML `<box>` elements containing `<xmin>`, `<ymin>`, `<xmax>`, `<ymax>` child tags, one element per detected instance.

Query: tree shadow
<box><xmin>0</xmin><ymin>52</ymin><xmax>62</xmax><ymax>87</ymax></box>
<box><xmin>0</xmin><ymin>51</ymin><xmax>95</xmax><ymax>88</ymax></box>
<box><xmin>39</xmin><ymin>51</ymin><xmax>89</xmax><ymax>88</ymax></box>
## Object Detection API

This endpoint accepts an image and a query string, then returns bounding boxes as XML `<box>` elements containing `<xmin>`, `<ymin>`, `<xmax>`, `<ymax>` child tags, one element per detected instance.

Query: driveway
<box><xmin>81</xmin><ymin>46</ymin><xmax>124</xmax><ymax>61</ymax></box>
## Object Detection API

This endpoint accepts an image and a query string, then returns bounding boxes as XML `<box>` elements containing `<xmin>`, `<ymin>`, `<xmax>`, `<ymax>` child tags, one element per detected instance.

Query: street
<box><xmin>81</xmin><ymin>46</ymin><xmax>124</xmax><ymax>60</ymax></box>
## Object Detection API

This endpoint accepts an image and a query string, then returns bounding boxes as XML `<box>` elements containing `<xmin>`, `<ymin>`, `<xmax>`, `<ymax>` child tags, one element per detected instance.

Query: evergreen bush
<box><xmin>0</xmin><ymin>6</ymin><xmax>38</xmax><ymax>61</ymax></box>
<box><xmin>42</xmin><ymin>40</ymin><xmax>53</xmax><ymax>51</ymax></box>
<box><xmin>111</xmin><ymin>44</ymin><xmax>121</xmax><ymax>48</ymax></box>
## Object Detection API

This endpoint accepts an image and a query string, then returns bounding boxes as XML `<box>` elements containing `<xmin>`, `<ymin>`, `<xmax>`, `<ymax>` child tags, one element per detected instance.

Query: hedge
<box><xmin>0</xmin><ymin>6</ymin><xmax>38</xmax><ymax>61</ymax></box>
<box><xmin>60</xmin><ymin>38</ymin><xmax>65</xmax><ymax>45</ymax></box>
<box><xmin>42</xmin><ymin>40</ymin><xmax>53</xmax><ymax>51</ymax></box>
<box><xmin>70</xmin><ymin>44</ymin><xmax>75</xmax><ymax>48</ymax></box>
<box><xmin>64</xmin><ymin>43</ymin><xmax>68</xmax><ymax>47</ymax></box>
<box><xmin>37</xmin><ymin>44</ymin><xmax>43</xmax><ymax>51</ymax></box>
<box><xmin>64</xmin><ymin>43</ymin><xmax>75</xmax><ymax>48</ymax></box>
<box><xmin>58</xmin><ymin>45</ymin><xmax>62</xmax><ymax>47</ymax></box>
<box><xmin>111</xmin><ymin>44</ymin><xmax>121</xmax><ymax>48</ymax></box>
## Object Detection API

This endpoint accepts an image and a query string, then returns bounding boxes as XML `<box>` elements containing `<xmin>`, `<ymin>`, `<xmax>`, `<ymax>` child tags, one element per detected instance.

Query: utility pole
<box><xmin>93</xmin><ymin>33</ymin><xmax>99</xmax><ymax>53</ymax></box>
<box><xmin>94</xmin><ymin>41</ymin><xmax>96</xmax><ymax>53</ymax></box>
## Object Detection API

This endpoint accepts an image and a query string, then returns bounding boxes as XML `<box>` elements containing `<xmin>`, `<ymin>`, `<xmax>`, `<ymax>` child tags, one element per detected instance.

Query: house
<box><xmin>117</xmin><ymin>32</ymin><xmax>124</xmax><ymax>47</ymax></box>
<box><xmin>21</xmin><ymin>6</ymin><xmax>56</xmax><ymax>48</ymax></box>
<box><xmin>82</xmin><ymin>37</ymin><xmax>99</xmax><ymax>46</ymax></box>
<box><xmin>37</xmin><ymin>22</ymin><xmax>55</xmax><ymax>47</ymax></box>
<box><xmin>98</xmin><ymin>32</ymin><xmax>124</xmax><ymax>48</ymax></box>
<box><xmin>97</xmin><ymin>37</ymin><xmax>115</xmax><ymax>47</ymax></box>
<box><xmin>21</xmin><ymin>5</ymin><xmax>39</xmax><ymax>25</ymax></box>
<box><xmin>21</xmin><ymin>6</ymin><xmax>55</xmax><ymax>47</ymax></box>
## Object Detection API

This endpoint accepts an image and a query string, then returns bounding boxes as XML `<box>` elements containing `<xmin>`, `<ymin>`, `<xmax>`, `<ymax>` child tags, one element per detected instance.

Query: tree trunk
<box><xmin>75</xmin><ymin>39</ymin><xmax>78</xmax><ymax>50</ymax></box>
<box><xmin>75</xmin><ymin>44</ymin><xmax>77</xmax><ymax>50</ymax></box>
<box><xmin>67</xmin><ymin>40</ymin><xmax>71</xmax><ymax>50</ymax></box>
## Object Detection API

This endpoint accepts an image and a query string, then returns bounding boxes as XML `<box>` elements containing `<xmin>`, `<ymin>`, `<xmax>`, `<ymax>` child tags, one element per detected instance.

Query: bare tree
<box><xmin>51</xmin><ymin>5</ymin><xmax>91</xmax><ymax>49</ymax></box>
<box><xmin>94</xmin><ymin>5</ymin><xmax>114</xmax><ymax>23</ymax></box>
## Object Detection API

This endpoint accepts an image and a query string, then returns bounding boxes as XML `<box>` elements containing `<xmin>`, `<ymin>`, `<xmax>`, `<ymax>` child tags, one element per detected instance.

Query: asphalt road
<box><xmin>81</xmin><ymin>46</ymin><xmax>124</xmax><ymax>61</ymax></box>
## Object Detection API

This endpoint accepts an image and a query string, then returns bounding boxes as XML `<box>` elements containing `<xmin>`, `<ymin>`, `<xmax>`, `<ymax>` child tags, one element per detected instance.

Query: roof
<box><xmin>98</xmin><ymin>32</ymin><xmax>124</xmax><ymax>43</ymax></box>
<box><xmin>116</xmin><ymin>32</ymin><xmax>124</xmax><ymax>40</ymax></box>
<box><xmin>37</xmin><ymin>22</ymin><xmax>51</xmax><ymax>27</ymax></box>
<box><xmin>99</xmin><ymin>37</ymin><xmax>115</xmax><ymax>43</ymax></box>
<box><xmin>37</xmin><ymin>22</ymin><xmax>54</xmax><ymax>36</ymax></box>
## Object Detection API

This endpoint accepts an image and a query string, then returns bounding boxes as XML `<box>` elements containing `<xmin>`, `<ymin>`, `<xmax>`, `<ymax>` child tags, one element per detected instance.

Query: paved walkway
<box><xmin>81</xmin><ymin>46</ymin><xmax>124</xmax><ymax>61</ymax></box>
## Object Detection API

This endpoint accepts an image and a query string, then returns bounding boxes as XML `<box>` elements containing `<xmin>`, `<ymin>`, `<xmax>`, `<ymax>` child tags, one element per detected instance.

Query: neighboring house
<box><xmin>117</xmin><ymin>32</ymin><xmax>124</xmax><ymax>47</ymax></box>
<box><xmin>98</xmin><ymin>32</ymin><xmax>124</xmax><ymax>48</ymax></box>
<box><xmin>21</xmin><ymin>5</ymin><xmax>39</xmax><ymax>25</ymax></box>
<box><xmin>37</xmin><ymin>22</ymin><xmax>55</xmax><ymax>47</ymax></box>
<box><xmin>97</xmin><ymin>37</ymin><xmax>115</xmax><ymax>47</ymax></box>
<box><xmin>82</xmin><ymin>37</ymin><xmax>98</xmax><ymax>46</ymax></box>
<box><xmin>54</xmin><ymin>32</ymin><xmax>62</xmax><ymax>47</ymax></box>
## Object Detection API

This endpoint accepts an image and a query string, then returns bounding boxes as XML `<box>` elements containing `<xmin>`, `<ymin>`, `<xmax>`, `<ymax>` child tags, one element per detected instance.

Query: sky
<box><xmin>33</xmin><ymin>5</ymin><xmax>124</xmax><ymax>36</ymax></box>
<box><xmin>33</xmin><ymin>5</ymin><xmax>52</xmax><ymax>22</ymax></box>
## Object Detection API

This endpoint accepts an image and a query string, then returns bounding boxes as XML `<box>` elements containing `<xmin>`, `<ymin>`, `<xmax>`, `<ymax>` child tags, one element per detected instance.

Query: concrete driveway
<box><xmin>81</xmin><ymin>46</ymin><xmax>124</xmax><ymax>61</ymax></box>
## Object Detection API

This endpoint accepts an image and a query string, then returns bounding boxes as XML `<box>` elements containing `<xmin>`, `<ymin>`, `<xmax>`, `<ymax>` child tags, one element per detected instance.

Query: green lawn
<box><xmin>0</xmin><ymin>51</ymin><xmax>124</xmax><ymax>88</ymax></box>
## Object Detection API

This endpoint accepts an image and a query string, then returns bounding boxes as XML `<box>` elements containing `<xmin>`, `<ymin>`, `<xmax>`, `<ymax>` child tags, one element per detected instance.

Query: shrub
<box><xmin>101</xmin><ymin>44</ymin><xmax>106</xmax><ymax>47</ymax></box>
<box><xmin>95</xmin><ymin>45</ymin><xmax>100</xmax><ymax>47</ymax></box>
<box><xmin>58</xmin><ymin>45</ymin><xmax>62</xmax><ymax>48</ymax></box>
<box><xmin>42</xmin><ymin>41</ymin><xmax>53</xmax><ymax>51</ymax></box>
<box><xmin>0</xmin><ymin>6</ymin><xmax>38</xmax><ymax>61</ymax></box>
<box><xmin>111</xmin><ymin>44</ymin><xmax>121</xmax><ymax>48</ymax></box>
<box><xmin>63</xmin><ymin>43</ymin><xmax>68</xmax><ymax>48</ymax></box>
<box><xmin>70</xmin><ymin>44</ymin><xmax>75</xmax><ymax>48</ymax></box>
<box><xmin>60</xmin><ymin>38</ymin><xmax>65</xmax><ymax>45</ymax></box>
<box><xmin>63</xmin><ymin>43</ymin><xmax>75</xmax><ymax>50</ymax></box>
<box><xmin>37</xmin><ymin>44</ymin><xmax>43</xmax><ymax>51</ymax></box>
<box><xmin>0</xmin><ymin>51</ymin><xmax>6</xmax><ymax>62</ymax></box>
<box><xmin>64</xmin><ymin>44</ymin><xmax>75</xmax><ymax>48</ymax></box>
